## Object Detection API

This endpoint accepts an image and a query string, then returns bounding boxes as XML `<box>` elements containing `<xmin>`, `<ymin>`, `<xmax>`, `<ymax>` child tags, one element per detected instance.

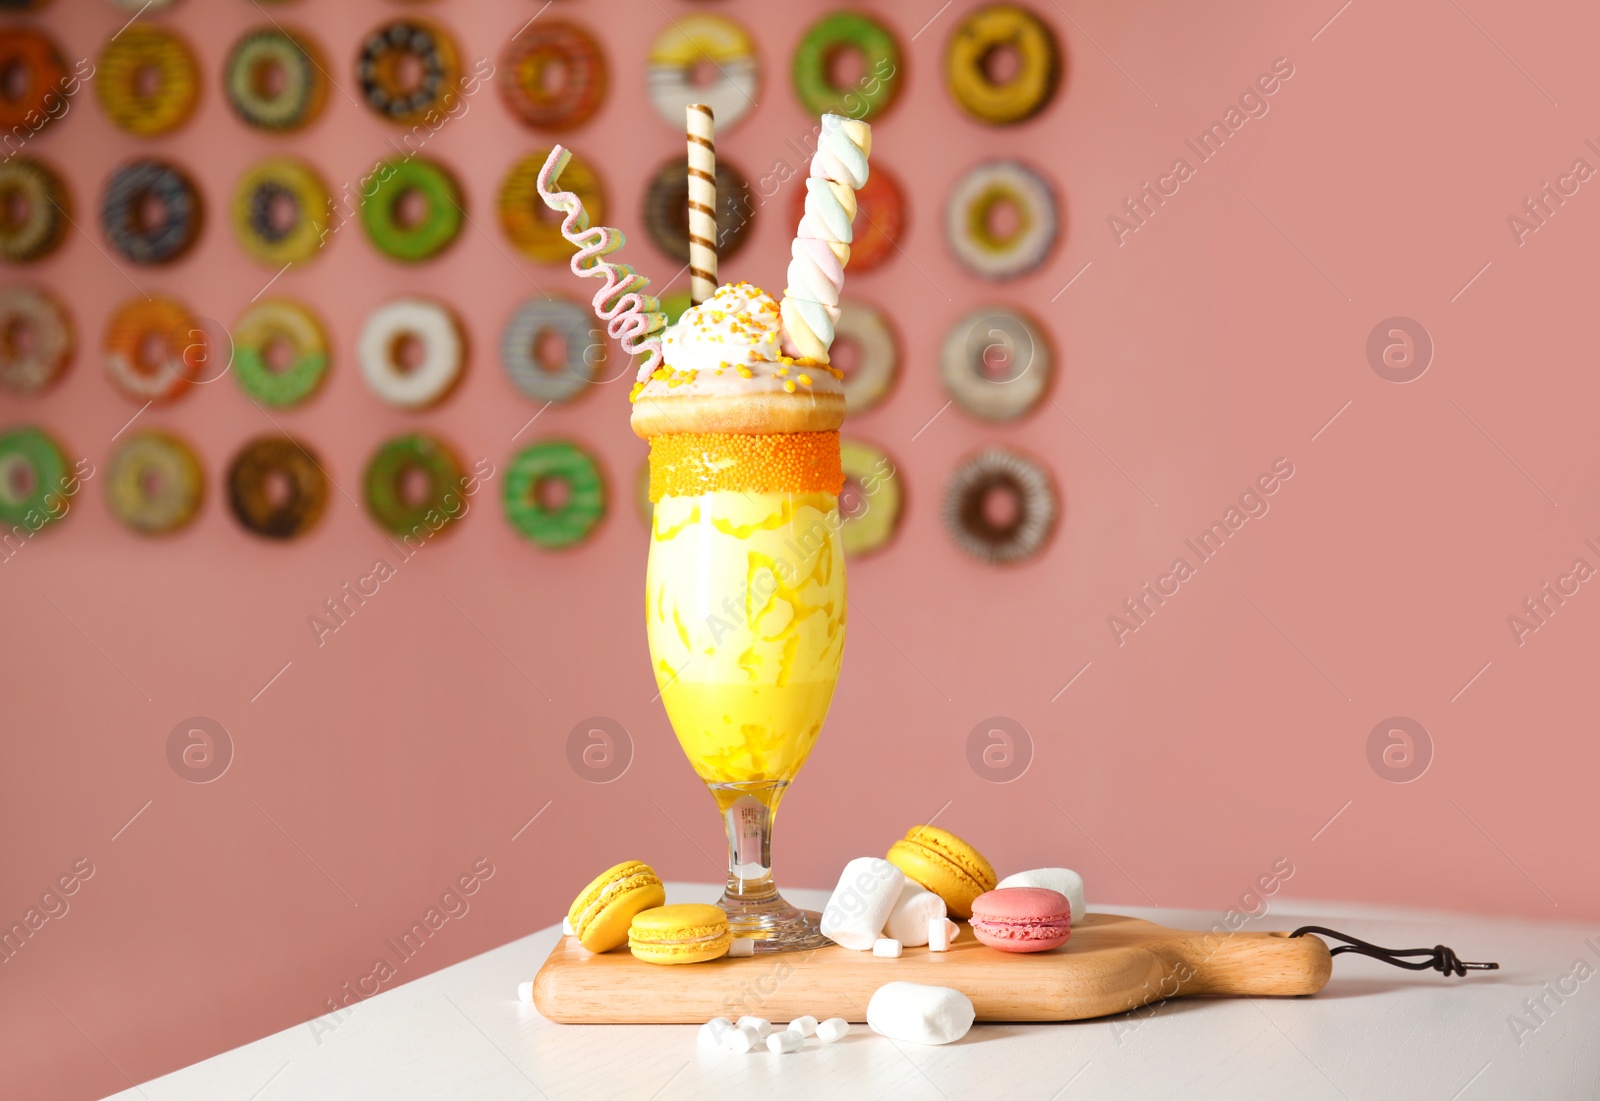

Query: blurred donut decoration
<box><xmin>226</xmin><ymin>436</ymin><xmax>328</xmax><ymax>541</ymax></box>
<box><xmin>646</xmin><ymin>13</ymin><xmax>758</xmax><ymax>132</ymax></box>
<box><xmin>103</xmin><ymin>296</ymin><xmax>205</xmax><ymax>404</ymax></box>
<box><xmin>945</xmin><ymin>3</ymin><xmax>1061</xmax><ymax>125</ymax></box>
<box><xmin>500</xmin><ymin>20</ymin><xmax>606</xmax><ymax>131</ymax></box>
<box><xmin>96</xmin><ymin>26</ymin><xmax>200</xmax><ymax>137</ymax></box>
<box><xmin>943</xmin><ymin>447</ymin><xmax>1058</xmax><ymax>565</ymax></box>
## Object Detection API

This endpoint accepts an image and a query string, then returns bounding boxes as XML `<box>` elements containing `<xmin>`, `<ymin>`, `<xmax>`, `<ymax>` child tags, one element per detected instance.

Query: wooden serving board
<box><xmin>533</xmin><ymin>913</ymin><xmax>1333</xmax><ymax>1024</ymax></box>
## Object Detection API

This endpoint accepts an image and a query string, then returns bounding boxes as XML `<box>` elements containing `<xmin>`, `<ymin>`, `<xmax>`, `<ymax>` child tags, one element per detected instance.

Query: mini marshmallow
<box><xmin>516</xmin><ymin>981</ymin><xmax>533</xmax><ymax>1003</ymax></box>
<box><xmin>928</xmin><ymin>918</ymin><xmax>960</xmax><ymax>952</ymax></box>
<box><xmin>699</xmin><ymin>1018</ymin><xmax>733</xmax><ymax>1051</ymax></box>
<box><xmin>561</xmin><ymin>916</ymin><xmax>575</xmax><ymax>936</ymax></box>
<box><xmin>766</xmin><ymin>1031</ymin><xmax>803</xmax><ymax>1054</ymax></box>
<box><xmin>820</xmin><ymin>857</ymin><xmax>906</xmax><ymax>951</ymax></box>
<box><xmin>737</xmin><ymin>1016</ymin><xmax>772</xmax><ymax>1039</ymax></box>
<box><xmin>816</xmin><ymin>1017</ymin><xmax>850</xmax><ymax>1043</ymax></box>
<box><xmin>725</xmin><ymin>1024</ymin><xmax>761</xmax><ymax>1053</ymax></box>
<box><xmin>884</xmin><ymin>881</ymin><xmax>947</xmax><ymax>947</ymax></box>
<box><xmin>729</xmin><ymin>938</ymin><xmax>756</xmax><ymax>957</ymax></box>
<box><xmin>787</xmin><ymin>1015</ymin><xmax>818</xmax><ymax>1037</ymax></box>
<box><xmin>873</xmin><ymin>938</ymin><xmax>903</xmax><ymax>958</ymax></box>
<box><xmin>867</xmin><ymin>981</ymin><xmax>975</xmax><ymax>1046</ymax></box>
<box><xmin>997</xmin><ymin>868</ymin><xmax>1085</xmax><ymax>923</ymax></box>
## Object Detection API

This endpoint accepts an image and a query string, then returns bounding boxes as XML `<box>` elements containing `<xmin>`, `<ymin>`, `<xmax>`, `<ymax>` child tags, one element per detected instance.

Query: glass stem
<box><xmin>722</xmin><ymin>783</ymin><xmax>782</xmax><ymax>904</ymax></box>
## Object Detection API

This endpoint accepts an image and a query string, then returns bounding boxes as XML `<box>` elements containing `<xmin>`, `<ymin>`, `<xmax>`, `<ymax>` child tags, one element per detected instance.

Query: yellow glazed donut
<box><xmin>500</xmin><ymin>149</ymin><xmax>603</xmax><ymax>263</ymax></box>
<box><xmin>233</xmin><ymin>157</ymin><xmax>331</xmax><ymax>267</ymax></box>
<box><xmin>105</xmin><ymin>430</ymin><xmax>203</xmax><ymax>535</ymax></box>
<box><xmin>945</xmin><ymin>4</ymin><xmax>1060</xmax><ymax>125</ymax></box>
<box><xmin>96</xmin><ymin>25</ymin><xmax>200</xmax><ymax>136</ymax></box>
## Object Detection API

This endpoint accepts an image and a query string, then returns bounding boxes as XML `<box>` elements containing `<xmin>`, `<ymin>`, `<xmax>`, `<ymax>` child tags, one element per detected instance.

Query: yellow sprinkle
<box><xmin>797</xmin><ymin>374</ymin><xmax>812</xmax><ymax>385</ymax></box>
<box><xmin>783</xmin><ymin>380</ymin><xmax>796</xmax><ymax>393</ymax></box>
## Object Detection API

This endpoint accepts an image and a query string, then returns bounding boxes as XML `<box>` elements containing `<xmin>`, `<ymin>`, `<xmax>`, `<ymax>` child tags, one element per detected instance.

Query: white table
<box><xmin>109</xmin><ymin>885</ymin><xmax>1598</xmax><ymax>1100</ymax></box>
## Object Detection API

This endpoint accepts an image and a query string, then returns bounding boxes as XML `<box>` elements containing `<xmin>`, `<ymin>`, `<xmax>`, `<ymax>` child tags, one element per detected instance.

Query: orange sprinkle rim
<box><xmin>648</xmin><ymin>431</ymin><xmax>843</xmax><ymax>502</ymax></box>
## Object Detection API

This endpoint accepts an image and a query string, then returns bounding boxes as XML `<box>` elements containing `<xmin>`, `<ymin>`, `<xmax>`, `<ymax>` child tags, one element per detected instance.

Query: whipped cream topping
<box><xmin>631</xmin><ymin>281</ymin><xmax>844</xmax><ymax>402</ymax></box>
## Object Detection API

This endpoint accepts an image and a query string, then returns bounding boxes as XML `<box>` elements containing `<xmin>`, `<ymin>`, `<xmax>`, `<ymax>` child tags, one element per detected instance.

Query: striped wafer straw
<box><xmin>686</xmin><ymin>103</ymin><xmax>718</xmax><ymax>305</ymax></box>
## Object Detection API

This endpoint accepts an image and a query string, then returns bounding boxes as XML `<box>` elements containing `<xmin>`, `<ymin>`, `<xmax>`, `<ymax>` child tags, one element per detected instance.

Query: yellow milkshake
<box><xmin>533</xmin><ymin>111</ymin><xmax>873</xmax><ymax>950</ymax></box>
<box><xmin>631</xmin><ymin>282</ymin><xmax>850</xmax><ymax>950</ymax></box>
<box><xmin>646</xmin><ymin>488</ymin><xmax>845</xmax><ymax>806</ymax></box>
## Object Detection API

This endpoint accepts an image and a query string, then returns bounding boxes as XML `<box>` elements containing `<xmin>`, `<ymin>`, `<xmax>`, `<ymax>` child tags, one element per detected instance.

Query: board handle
<box><xmin>1160</xmin><ymin>931</ymin><xmax>1333</xmax><ymax>998</ymax></box>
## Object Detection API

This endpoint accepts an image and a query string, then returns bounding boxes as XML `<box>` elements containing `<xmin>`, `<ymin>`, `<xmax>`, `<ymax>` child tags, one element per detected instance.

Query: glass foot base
<box><xmin>718</xmin><ymin>890</ymin><xmax>832</xmax><ymax>953</ymax></box>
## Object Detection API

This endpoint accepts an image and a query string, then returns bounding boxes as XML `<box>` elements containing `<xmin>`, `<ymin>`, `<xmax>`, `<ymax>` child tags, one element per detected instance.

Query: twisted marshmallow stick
<box><xmin>536</xmin><ymin>147</ymin><xmax>665</xmax><ymax>381</ymax></box>
<box><xmin>780</xmin><ymin>114</ymin><xmax>873</xmax><ymax>365</ymax></box>
<box><xmin>686</xmin><ymin>103</ymin><xmax>718</xmax><ymax>306</ymax></box>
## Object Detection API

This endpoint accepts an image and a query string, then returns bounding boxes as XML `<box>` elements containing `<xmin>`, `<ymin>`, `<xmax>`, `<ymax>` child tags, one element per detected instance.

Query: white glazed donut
<box><xmin>946</xmin><ymin>161</ymin><xmax>1058</xmax><ymax>280</ymax></box>
<box><xmin>0</xmin><ymin>286</ymin><xmax>71</xmax><ymax>394</ymax></box>
<box><xmin>834</xmin><ymin>300</ymin><xmax>897</xmax><ymax>415</ymax></box>
<box><xmin>939</xmin><ymin>307</ymin><xmax>1052</xmax><ymax>421</ymax></box>
<box><xmin>358</xmin><ymin>298</ymin><xmax>463</xmax><ymax>409</ymax></box>
<box><xmin>646</xmin><ymin>13</ymin><xmax>759</xmax><ymax>133</ymax></box>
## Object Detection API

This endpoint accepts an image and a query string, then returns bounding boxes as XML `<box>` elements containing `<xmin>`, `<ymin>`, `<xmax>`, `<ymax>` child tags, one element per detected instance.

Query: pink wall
<box><xmin>5</xmin><ymin>0</ymin><xmax>1599</xmax><ymax>1096</ymax></box>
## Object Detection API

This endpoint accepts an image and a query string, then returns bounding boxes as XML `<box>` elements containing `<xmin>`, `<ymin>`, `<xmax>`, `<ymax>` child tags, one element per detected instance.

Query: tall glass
<box><xmin>645</xmin><ymin>487</ymin><xmax>845</xmax><ymax>951</ymax></box>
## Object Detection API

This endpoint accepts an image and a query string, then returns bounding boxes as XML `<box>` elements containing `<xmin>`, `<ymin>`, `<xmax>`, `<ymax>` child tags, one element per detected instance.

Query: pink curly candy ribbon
<box><xmin>536</xmin><ymin>147</ymin><xmax>664</xmax><ymax>380</ymax></box>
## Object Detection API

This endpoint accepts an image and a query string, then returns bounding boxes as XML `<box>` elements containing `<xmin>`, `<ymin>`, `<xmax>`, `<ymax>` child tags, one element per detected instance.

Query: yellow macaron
<box><xmin>567</xmin><ymin>861</ymin><xmax>666</xmax><ymax>953</ymax></box>
<box><xmin>886</xmin><ymin>825</ymin><xmax>997</xmax><ymax>919</ymax></box>
<box><xmin>628</xmin><ymin>903</ymin><xmax>732</xmax><ymax>964</ymax></box>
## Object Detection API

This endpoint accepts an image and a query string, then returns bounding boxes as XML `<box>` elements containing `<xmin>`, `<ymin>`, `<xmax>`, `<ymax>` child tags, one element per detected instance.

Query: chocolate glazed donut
<box><xmin>227</xmin><ymin>435</ymin><xmax>328</xmax><ymax>540</ymax></box>
<box><xmin>944</xmin><ymin>447</ymin><xmax>1057</xmax><ymax>564</ymax></box>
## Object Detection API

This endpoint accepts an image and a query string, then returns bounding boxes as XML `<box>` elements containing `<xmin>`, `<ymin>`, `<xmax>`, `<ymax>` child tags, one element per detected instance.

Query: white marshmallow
<box><xmin>725</xmin><ymin>1024</ymin><xmax>761</xmax><ymax>1053</ymax></box>
<box><xmin>737</xmin><ymin>1016</ymin><xmax>772</xmax><ymax>1039</ymax></box>
<box><xmin>928</xmin><ymin>918</ymin><xmax>960</xmax><ymax>952</ymax></box>
<box><xmin>516</xmin><ymin>981</ymin><xmax>533</xmax><ymax>1003</ymax></box>
<box><xmin>699</xmin><ymin>1017</ymin><xmax>733</xmax><ymax>1050</ymax></box>
<box><xmin>873</xmin><ymin>938</ymin><xmax>903</xmax><ymax>958</ymax></box>
<box><xmin>729</xmin><ymin>938</ymin><xmax>756</xmax><ymax>957</ymax></box>
<box><xmin>561</xmin><ymin>916</ymin><xmax>575</xmax><ymax>936</ymax></box>
<box><xmin>997</xmin><ymin>868</ymin><xmax>1085</xmax><ymax>923</ymax></box>
<box><xmin>816</xmin><ymin>1017</ymin><xmax>851</xmax><ymax>1043</ymax></box>
<box><xmin>766</xmin><ymin>1030</ymin><xmax>803</xmax><ymax>1054</ymax></box>
<box><xmin>884</xmin><ymin>881</ymin><xmax>947</xmax><ymax>947</ymax></box>
<box><xmin>867</xmin><ymin>981</ymin><xmax>975</xmax><ymax>1045</ymax></box>
<box><xmin>786</xmin><ymin>1015</ymin><xmax>818</xmax><ymax>1037</ymax></box>
<box><xmin>820</xmin><ymin>857</ymin><xmax>906</xmax><ymax>950</ymax></box>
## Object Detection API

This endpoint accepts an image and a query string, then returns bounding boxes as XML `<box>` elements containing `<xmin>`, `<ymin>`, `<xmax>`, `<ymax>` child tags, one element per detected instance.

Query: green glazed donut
<box><xmin>635</xmin><ymin>453</ymin><xmax>652</xmax><ymax>525</ymax></box>
<box><xmin>659</xmin><ymin>291</ymin><xmax>693</xmax><ymax>327</ymax></box>
<box><xmin>361</xmin><ymin>157</ymin><xmax>464</xmax><ymax>262</ymax></box>
<box><xmin>233</xmin><ymin>300</ymin><xmax>329</xmax><ymax>408</ymax></box>
<box><xmin>0</xmin><ymin>425</ymin><xmax>69</xmax><ymax>529</ymax></box>
<box><xmin>363</xmin><ymin>432</ymin><xmax>466</xmax><ymax>537</ymax></box>
<box><xmin>792</xmin><ymin>11</ymin><xmax>902</xmax><ymax>121</ymax></box>
<box><xmin>504</xmin><ymin>440</ymin><xmax>604</xmax><ymax>549</ymax></box>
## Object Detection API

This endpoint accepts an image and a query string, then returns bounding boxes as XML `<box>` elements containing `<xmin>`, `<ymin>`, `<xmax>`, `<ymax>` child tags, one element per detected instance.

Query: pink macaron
<box><xmin>969</xmin><ymin>887</ymin><xmax>1072</xmax><ymax>953</ymax></box>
